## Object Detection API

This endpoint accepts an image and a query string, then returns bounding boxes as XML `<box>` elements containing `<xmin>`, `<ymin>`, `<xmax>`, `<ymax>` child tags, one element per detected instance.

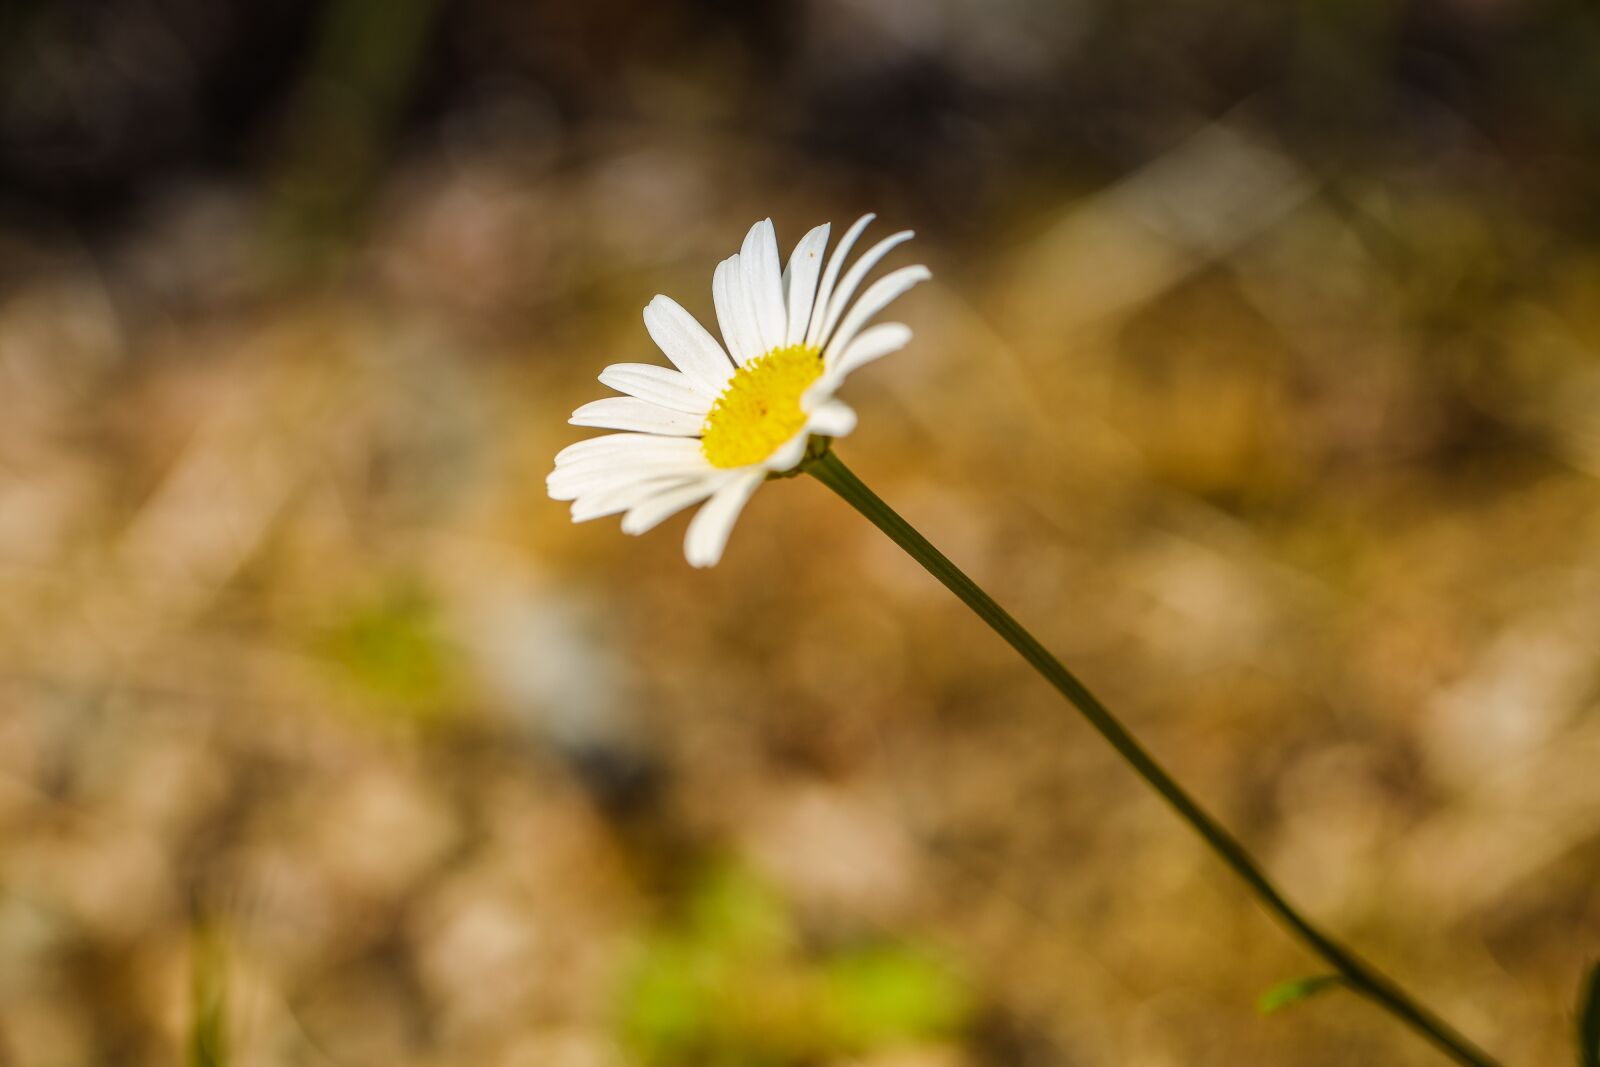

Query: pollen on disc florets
<box><xmin>700</xmin><ymin>343</ymin><xmax>825</xmax><ymax>468</ymax></box>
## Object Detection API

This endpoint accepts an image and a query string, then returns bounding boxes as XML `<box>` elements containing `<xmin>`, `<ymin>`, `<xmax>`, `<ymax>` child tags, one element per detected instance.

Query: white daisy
<box><xmin>548</xmin><ymin>215</ymin><xmax>929</xmax><ymax>567</ymax></box>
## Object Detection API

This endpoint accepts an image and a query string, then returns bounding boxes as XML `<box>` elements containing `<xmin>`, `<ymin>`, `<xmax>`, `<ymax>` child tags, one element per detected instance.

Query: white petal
<box><xmin>822</xmin><ymin>265</ymin><xmax>930</xmax><ymax>365</ymax></box>
<box><xmin>550</xmin><ymin>438</ymin><xmax>705</xmax><ymax>476</ymax></box>
<box><xmin>740</xmin><ymin>219</ymin><xmax>787</xmax><ymax>353</ymax></box>
<box><xmin>555</xmin><ymin>431</ymin><xmax>691</xmax><ymax>466</ymax></box>
<box><xmin>814</xmin><ymin>230</ymin><xmax>914</xmax><ymax>350</ymax></box>
<box><xmin>548</xmin><ymin>448</ymin><xmax>711</xmax><ymax>499</ymax></box>
<box><xmin>550</xmin><ymin>462</ymin><xmax>710</xmax><ymax>501</ymax></box>
<box><xmin>684</xmin><ymin>471</ymin><xmax>763</xmax><ymax>567</ymax></box>
<box><xmin>554</xmin><ymin>433</ymin><xmax>702</xmax><ymax>469</ymax></box>
<box><xmin>805</xmin><ymin>213</ymin><xmax>874</xmax><ymax>347</ymax></box>
<box><xmin>570</xmin><ymin>397</ymin><xmax>704</xmax><ymax>436</ymax></box>
<box><xmin>598</xmin><ymin>364</ymin><xmax>713</xmax><ymax>414</ymax></box>
<box><xmin>644</xmin><ymin>296</ymin><xmax>735</xmax><ymax>392</ymax></box>
<box><xmin>825</xmin><ymin>322</ymin><xmax>912</xmax><ymax>378</ymax></box>
<box><xmin>571</xmin><ymin>476</ymin><xmax>697</xmax><ymax>522</ymax></box>
<box><xmin>551</xmin><ymin>449</ymin><xmax>705</xmax><ymax>486</ymax></box>
<box><xmin>621</xmin><ymin>475</ymin><xmax>731</xmax><ymax>535</ymax></box>
<box><xmin>783</xmin><ymin>223</ymin><xmax>830</xmax><ymax>346</ymax></box>
<box><xmin>550</xmin><ymin>436</ymin><xmax>706</xmax><ymax>498</ymax></box>
<box><xmin>713</xmin><ymin>255</ymin><xmax>763</xmax><ymax>366</ymax></box>
<box><xmin>806</xmin><ymin>400</ymin><xmax>857</xmax><ymax>438</ymax></box>
<box><xmin>762</xmin><ymin>431</ymin><xmax>809</xmax><ymax>472</ymax></box>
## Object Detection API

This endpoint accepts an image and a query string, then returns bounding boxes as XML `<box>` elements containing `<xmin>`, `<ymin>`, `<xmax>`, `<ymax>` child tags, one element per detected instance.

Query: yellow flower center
<box><xmin>700</xmin><ymin>344</ymin><xmax>824</xmax><ymax>468</ymax></box>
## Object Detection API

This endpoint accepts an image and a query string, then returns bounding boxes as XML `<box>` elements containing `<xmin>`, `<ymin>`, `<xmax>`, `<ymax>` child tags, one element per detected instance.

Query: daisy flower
<box><xmin>543</xmin><ymin>217</ymin><xmax>1501</xmax><ymax>1067</ymax></box>
<box><xmin>548</xmin><ymin>215</ymin><xmax>929</xmax><ymax>566</ymax></box>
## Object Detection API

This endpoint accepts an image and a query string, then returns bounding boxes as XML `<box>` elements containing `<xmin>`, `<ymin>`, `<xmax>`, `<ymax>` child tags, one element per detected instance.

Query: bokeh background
<box><xmin>3</xmin><ymin>1</ymin><xmax>1599</xmax><ymax>1064</ymax></box>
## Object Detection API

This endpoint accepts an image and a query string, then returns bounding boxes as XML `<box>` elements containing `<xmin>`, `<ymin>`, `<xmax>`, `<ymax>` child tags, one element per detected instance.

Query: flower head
<box><xmin>548</xmin><ymin>215</ymin><xmax>929</xmax><ymax>566</ymax></box>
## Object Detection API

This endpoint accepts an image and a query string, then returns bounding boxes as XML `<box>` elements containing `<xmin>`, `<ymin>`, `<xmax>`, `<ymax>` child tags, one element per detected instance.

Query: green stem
<box><xmin>804</xmin><ymin>449</ymin><xmax>1499</xmax><ymax>1067</ymax></box>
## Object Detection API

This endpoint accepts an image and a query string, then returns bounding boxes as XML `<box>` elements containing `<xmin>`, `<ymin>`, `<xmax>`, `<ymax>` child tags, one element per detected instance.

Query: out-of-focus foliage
<box><xmin>1</xmin><ymin>1</ymin><xmax>1598</xmax><ymax>1066</ymax></box>
<box><xmin>619</xmin><ymin>864</ymin><xmax>968</xmax><ymax>1066</ymax></box>
<box><xmin>187</xmin><ymin>926</ymin><xmax>228</xmax><ymax>1067</ymax></box>
<box><xmin>319</xmin><ymin>581</ymin><xmax>459</xmax><ymax>720</ymax></box>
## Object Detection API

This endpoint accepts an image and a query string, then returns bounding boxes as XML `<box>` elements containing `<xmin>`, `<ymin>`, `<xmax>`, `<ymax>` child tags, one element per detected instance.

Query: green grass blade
<box><xmin>1259</xmin><ymin>974</ymin><xmax>1346</xmax><ymax>1015</ymax></box>
<box><xmin>189</xmin><ymin>925</ymin><xmax>228</xmax><ymax>1067</ymax></box>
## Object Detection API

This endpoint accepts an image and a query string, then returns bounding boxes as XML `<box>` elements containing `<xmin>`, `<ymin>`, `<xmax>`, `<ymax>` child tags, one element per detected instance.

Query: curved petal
<box><xmin>805</xmin><ymin>213</ymin><xmax>874</xmax><ymax>348</ymax></box>
<box><xmin>822</xmin><ymin>266</ymin><xmax>931</xmax><ymax>365</ymax></box>
<box><xmin>622</xmin><ymin>475</ymin><xmax>732</xmax><ymax>535</ymax></box>
<box><xmin>761</xmin><ymin>430</ymin><xmax>810</xmax><ymax>473</ymax></box>
<box><xmin>644</xmin><ymin>296</ymin><xmax>735</xmax><ymax>392</ymax></box>
<box><xmin>713</xmin><ymin>255</ymin><xmax>762</xmax><ymax>366</ymax></box>
<box><xmin>806</xmin><ymin>400</ymin><xmax>857</xmax><ymax>438</ymax></box>
<box><xmin>599</xmin><ymin>363</ymin><xmax>714</xmax><ymax>414</ymax></box>
<box><xmin>549</xmin><ymin>455</ymin><xmax>711</xmax><ymax>500</ymax></box>
<box><xmin>548</xmin><ymin>440</ymin><xmax>711</xmax><ymax>499</ymax></box>
<box><xmin>553</xmin><ymin>464</ymin><xmax>706</xmax><ymax>501</ymax></box>
<box><xmin>741</xmin><ymin>219</ymin><xmax>788</xmax><ymax>354</ymax></box>
<box><xmin>569</xmin><ymin>397</ymin><xmax>705</xmax><ymax>436</ymax></box>
<box><xmin>554</xmin><ymin>431</ymin><xmax>696</xmax><ymax>467</ymax></box>
<box><xmin>685</xmin><ymin>470</ymin><xmax>764</xmax><ymax>567</ymax></box>
<box><xmin>824</xmin><ymin>322</ymin><xmax>912</xmax><ymax>378</ymax></box>
<box><xmin>551</xmin><ymin>451</ymin><xmax>704</xmax><ymax>486</ymax></box>
<box><xmin>783</xmin><ymin>223</ymin><xmax>830</xmax><ymax>347</ymax></box>
<box><xmin>814</xmin><ymin>230</ymin><xmax>914</xmax><ymax>350</ymax></box>
<box><xmin>571</xmin><ymin>475</ymin><xmax>699</xmax><ymax>522</ymax></box>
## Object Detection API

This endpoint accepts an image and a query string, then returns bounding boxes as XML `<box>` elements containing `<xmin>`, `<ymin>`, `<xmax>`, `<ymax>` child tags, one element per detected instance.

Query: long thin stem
<box><xmin>805</xmin><ymin>449</ymin><xmax>1499</xmax><ymax>1067</ymax></box>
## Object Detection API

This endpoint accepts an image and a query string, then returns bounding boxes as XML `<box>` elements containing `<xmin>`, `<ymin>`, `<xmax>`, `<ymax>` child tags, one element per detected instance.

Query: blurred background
<box><xmin>2</xmin><ymin>1</ymin><xmax>1599</xmax><ymax>1064</ymax></box>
